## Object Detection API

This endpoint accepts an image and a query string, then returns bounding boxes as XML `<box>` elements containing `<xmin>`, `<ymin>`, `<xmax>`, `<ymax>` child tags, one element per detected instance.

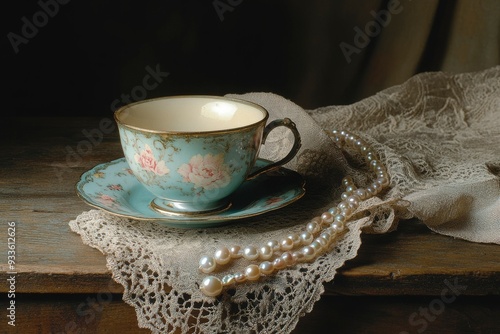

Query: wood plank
<box><xmin>6</xmin><ymin>294</ymin><xmax>150</xmax><ymax>334</ymax></box>
<box><xmin>293</xmin><ymin>295</ymin><xmax>500</xmax><ymax>334</ymax></box>
<box><xmin>5</xmin><ymin>294</ymin><xmax>500</xmax><ymax>333</ymax></box>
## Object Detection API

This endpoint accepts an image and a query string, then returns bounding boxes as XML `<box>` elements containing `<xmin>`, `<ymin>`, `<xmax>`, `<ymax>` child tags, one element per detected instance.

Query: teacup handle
<box><xmin>247</xmin><ymin>118</ymin><xmax>302</xmax><ymax>180</ymax></box>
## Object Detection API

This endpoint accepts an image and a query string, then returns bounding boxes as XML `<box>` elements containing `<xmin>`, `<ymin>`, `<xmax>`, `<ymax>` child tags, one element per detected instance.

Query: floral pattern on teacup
<box><xmin>107</xmin><ymin>184</ymin><xmax>123</xmax><ymax>191</ymax></box>
<box><xmin>97</xmin><ymin>193</ymin><xmax>117</xmax><ymax>206</ymax></box>
<box><xmin>265</xmin><ymin>196</ymin><xmax>283</xmax><ymax>206</ymax></box>
<box><xmin>177</xmin><ymin>153</ymin><xmax>231</xmax><ymax>190</ymax></box>
<box><xmin>77</xmin><ymin>158</ymin><xmax>305</xmax><ymax>224</ymax></box>
<box><xmin>134</xmin><ymin>144</ymin><xmax>170</xmax><ymax>176</ymax></box>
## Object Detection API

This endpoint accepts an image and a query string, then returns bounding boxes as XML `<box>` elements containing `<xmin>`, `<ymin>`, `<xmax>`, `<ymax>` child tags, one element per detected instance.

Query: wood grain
<box><xmin>7</xmin><ymin>294</ymin><xmax>500</xmax><ymax>334</ymax></box>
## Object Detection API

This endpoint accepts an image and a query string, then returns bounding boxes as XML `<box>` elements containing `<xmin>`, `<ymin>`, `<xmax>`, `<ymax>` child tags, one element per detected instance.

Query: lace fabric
<box><xmin>310</xmin><ymin>66</ymin><xmax>500</xmax><ymax>243</ymax></box>
<box><xmin>70</xmin><ymin>66</ymin><xmax>500</xmax><ymax>333</ymax></box>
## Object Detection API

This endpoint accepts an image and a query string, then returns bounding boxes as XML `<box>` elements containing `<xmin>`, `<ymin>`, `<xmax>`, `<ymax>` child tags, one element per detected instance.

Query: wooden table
<box><xmin>1</xmin><ymin>117</ymin><xmax>499</xmax><ymax>333</ymax></box>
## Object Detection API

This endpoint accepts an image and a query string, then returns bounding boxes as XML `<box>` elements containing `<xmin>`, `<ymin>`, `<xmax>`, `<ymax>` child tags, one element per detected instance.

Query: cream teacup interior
<box><xmin>116</xmin><ymin>96</ymin><xmax>267</xmax><ymax>132</ymax></box>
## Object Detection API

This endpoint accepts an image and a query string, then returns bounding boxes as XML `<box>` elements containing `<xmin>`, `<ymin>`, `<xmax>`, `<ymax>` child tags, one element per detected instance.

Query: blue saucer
<box><xmin>76</xmin><ymin>158</ymin><xmax>305</xmax><ymax>228</ymax></box>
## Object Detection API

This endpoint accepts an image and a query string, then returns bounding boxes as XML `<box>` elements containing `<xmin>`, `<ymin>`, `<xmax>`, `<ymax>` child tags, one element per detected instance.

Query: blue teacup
<box><xmin>114</xmin><ymin>95</ymin><xmax>301</xmax><ymax>216</ymax></box>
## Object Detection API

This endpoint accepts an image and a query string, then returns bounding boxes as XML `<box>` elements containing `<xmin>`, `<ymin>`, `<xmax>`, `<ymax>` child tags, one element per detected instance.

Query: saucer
<box><xmin>76</xmin><ymin>158</ymin><xmax>305</xmax><ymax>228</ymax></box>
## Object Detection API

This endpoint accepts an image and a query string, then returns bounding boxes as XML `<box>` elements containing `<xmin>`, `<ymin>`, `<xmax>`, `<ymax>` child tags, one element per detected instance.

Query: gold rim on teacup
<box><xmin>114</xmin><ymin>95</ymin><xmax>270</xmax><ymax>136</ymax></box>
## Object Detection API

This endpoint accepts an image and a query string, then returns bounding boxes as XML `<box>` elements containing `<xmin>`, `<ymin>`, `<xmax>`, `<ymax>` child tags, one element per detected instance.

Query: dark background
<box><xmin>3</xmin><ymin>0</ymin><xmax>499</xmax><ymax>118</ymax></box>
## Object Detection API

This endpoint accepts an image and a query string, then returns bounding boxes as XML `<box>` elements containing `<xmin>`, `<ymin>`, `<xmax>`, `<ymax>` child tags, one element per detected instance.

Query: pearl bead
<box><xmin>331</xmin><ymin>221</ymin><xmax>345</xmax><ymax>232</ymax></box>
<box><xmin>347</xmin><ymin>195</ymin><xmax>360</xmax><ymax>209</ymax></box>
<box><xmin>341</xmin><ymin>206</ymin><xmax>353</xmax><ymax>217</ymax></box>
<box><xmin>301</xmin><ymin>246</ymin><xmax>315</xmax><ymax>261</ymax></box>
<box><xmin>366</xmin><ymin>185</ymin><xmax>377</xmax><ymax>196</ymax></box>
<box><xmin>243</xmin><ymin>246</ymin><xmax>259</xmax><ymax>260</ymax></box>
<box><xmin>370</xmin><ymin>159</ymin><xmax>381</xmax><ymax>171</ymax></box>
<box><xmin>280</xmin><ymin>237</ymin><xmax>294</xmax><ymax>251</ymax></box>
<box><xmin>321</xmin><ymin>212</ymin><xmax>334</xmax><ymax>224</ymax></box>
<box><xmin>328</xmin><ymin>207</ymin><xmax>340</xmax><ymax>215</ymax></box>
<box><xmin>334</xmin><ymin>214</ymin><xmax>346</xmax><ymax>223</ymax></box>
<box><xmin>355</xmin><ymin>139</ymin><xmax>365</xmax><ymax>148</ymax></box>
<box><xmin>342</xmin><ymin>176</ymin><xmax>354</xmax><ymax>187</ymax></box>
<box><xmin>377</xmin><ymin>173</ymin><xmax>388</xmax><ymax>182</ymax></box>
<box><xmin>281</xmin><ymin>252</ymin><xmax>295</xmax><ymax>266</ymax></box>
<box><xmin>214</xmin><ymin>247</ymin><xmax>231</xmax><ymax>265</ymax></box>
<box><xmin>355</xmin><ymin>188</ymin><xmax>368</xmax><ymax>200</ymax></box>
<box><xmin>273</xmin><ymin>257</ymin><xmax>286</xmax><ymax>270</ymax></box>
<box><xmin>306</xmin><ymin>221</ymin><xmax>320</xmax><ymax>234</ymax></box>
<box><xmin>371</xmin><ymin>182</ymin><xmax>382</xmax><ymax>193</ymax></box>
<box><xmin>229</xmin><ymin>245</ymin><xmax>242</xmax><ymax>258</ymax></box>
<box><xmin>289</xmin><ymin>234</ymin><xmax>301</xmax><ymax>247</ymax></box>
<box><xmin>320</xmin><ymin>231</ymin><xmax>332</xmax><ymax>243</ymax></box>
<box><xmin>316</xmin><ymin>237</ymin><xmax>327</xmax><ymax>248</ymax></box>
<box><xmin>200</xmin><ymin>276</ymin><xmax>223</xmax><ymax>297</ymax></box>
<box><xmin>221</xmin><ymin>274</ymin><xmax>235</xmax><ymax>286</ymax></box>
<box><xmin>245</xmin><ymin>264</ymin><xmax>261</xmax><ymax>281</ymax></box>
<box><xmin>292</xmin><ymin>251</ymin><xmax>304</xmax><ymax>263</ymax></box>
<box><xmin>311</xmin><ymin>216</ymin><xmax>322</xmax><ymax>225</ymax></box>
<box><xmin>377</xmin><ymin>176</ymin><xmax>390</xmax><ymax>187</ymax></box>
<box><xmin>337</xmin><ymin>201</ymin><xmax>348</xmax><ymax>211</ymax></box>
<box><xmin>300</xmin><ymin>231</ymin><xmax>314</xmax><ymax>245</ymax></box>
<box><xmin>341</xmin><ymin>192</ymin><xmax>349</xmax><ymax>200</ymax></box>
<box><xmin>346</xmin><ymin>185</ymin><xmax>357</xmax><ymax>193</ymax></box>
<box><xmin>267</xmin><ymin>240</ymin><xmax>280</xmax><ymax>251</ymax></box>
<box><xmin>310</xmin><ymin>240</ymin><xmax>323</xmax><ymax>253</ymax></box>
<box><xmin>259</xmin><ymin>261</ymin><xmax>274</xmax><ymax>275</ymax></box>
<box><xmin>366</xmin><ymin>152</ymin><xmax>376</xmax><ymax>161</ymax></box>
<box><xmin>259</xmin><ymin>245</ymin><xmax>273</xmax><ymax>260</ymax></box>
<box><xmin>324</xmin><ymin>227</ymin><xmax>336</xmax><ymax>236</ymax></box>
<box><xmin>199</xmin><ymin>256</ymin><xmax>216</xmax><ymax>274</ymax></box>
<box><xmin>234</xmin><ymin>272</ymin><xmax>247</xmax><ymax>283</ymax></box>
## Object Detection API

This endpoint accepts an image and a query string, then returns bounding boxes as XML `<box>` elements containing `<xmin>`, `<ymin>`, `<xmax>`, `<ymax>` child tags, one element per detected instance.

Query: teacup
<box><xmin>114</xmin><ymin>95</ymin><xmax>301</xmax><ymax>216</ymax></box>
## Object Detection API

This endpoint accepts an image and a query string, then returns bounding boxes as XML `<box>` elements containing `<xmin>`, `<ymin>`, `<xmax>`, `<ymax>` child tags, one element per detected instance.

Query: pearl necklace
<box><xmin>199</xmin><ymin>130</ymin><xmax>389</xmax><ymax>297</ymax></box>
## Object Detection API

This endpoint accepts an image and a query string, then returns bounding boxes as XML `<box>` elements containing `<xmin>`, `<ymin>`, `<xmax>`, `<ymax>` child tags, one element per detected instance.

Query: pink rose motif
<box><xmin>178</xmin><ymin>154</ymin><xmax>231</xmax><ymax>190</ymax></box>
<box><xmin>265</xmin><ymin>196</ymin><xmax>283</xmax><ymax>206</ymax></box>
<box><xmin>134</xmin><ymin>144</ymin><xmax>170</xmax><ymax>176</ymax></box>
<box><xmin>98</xmin><ymin>194</ymin><xmax>116</xmax><ymax>206</ymax></box>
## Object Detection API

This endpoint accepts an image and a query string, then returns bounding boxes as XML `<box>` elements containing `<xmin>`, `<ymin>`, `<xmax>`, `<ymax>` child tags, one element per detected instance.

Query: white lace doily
<box><xmin>70</xmin><ymin>66</ymin><xmax>500</xmax><ymax>333</ymax></box>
